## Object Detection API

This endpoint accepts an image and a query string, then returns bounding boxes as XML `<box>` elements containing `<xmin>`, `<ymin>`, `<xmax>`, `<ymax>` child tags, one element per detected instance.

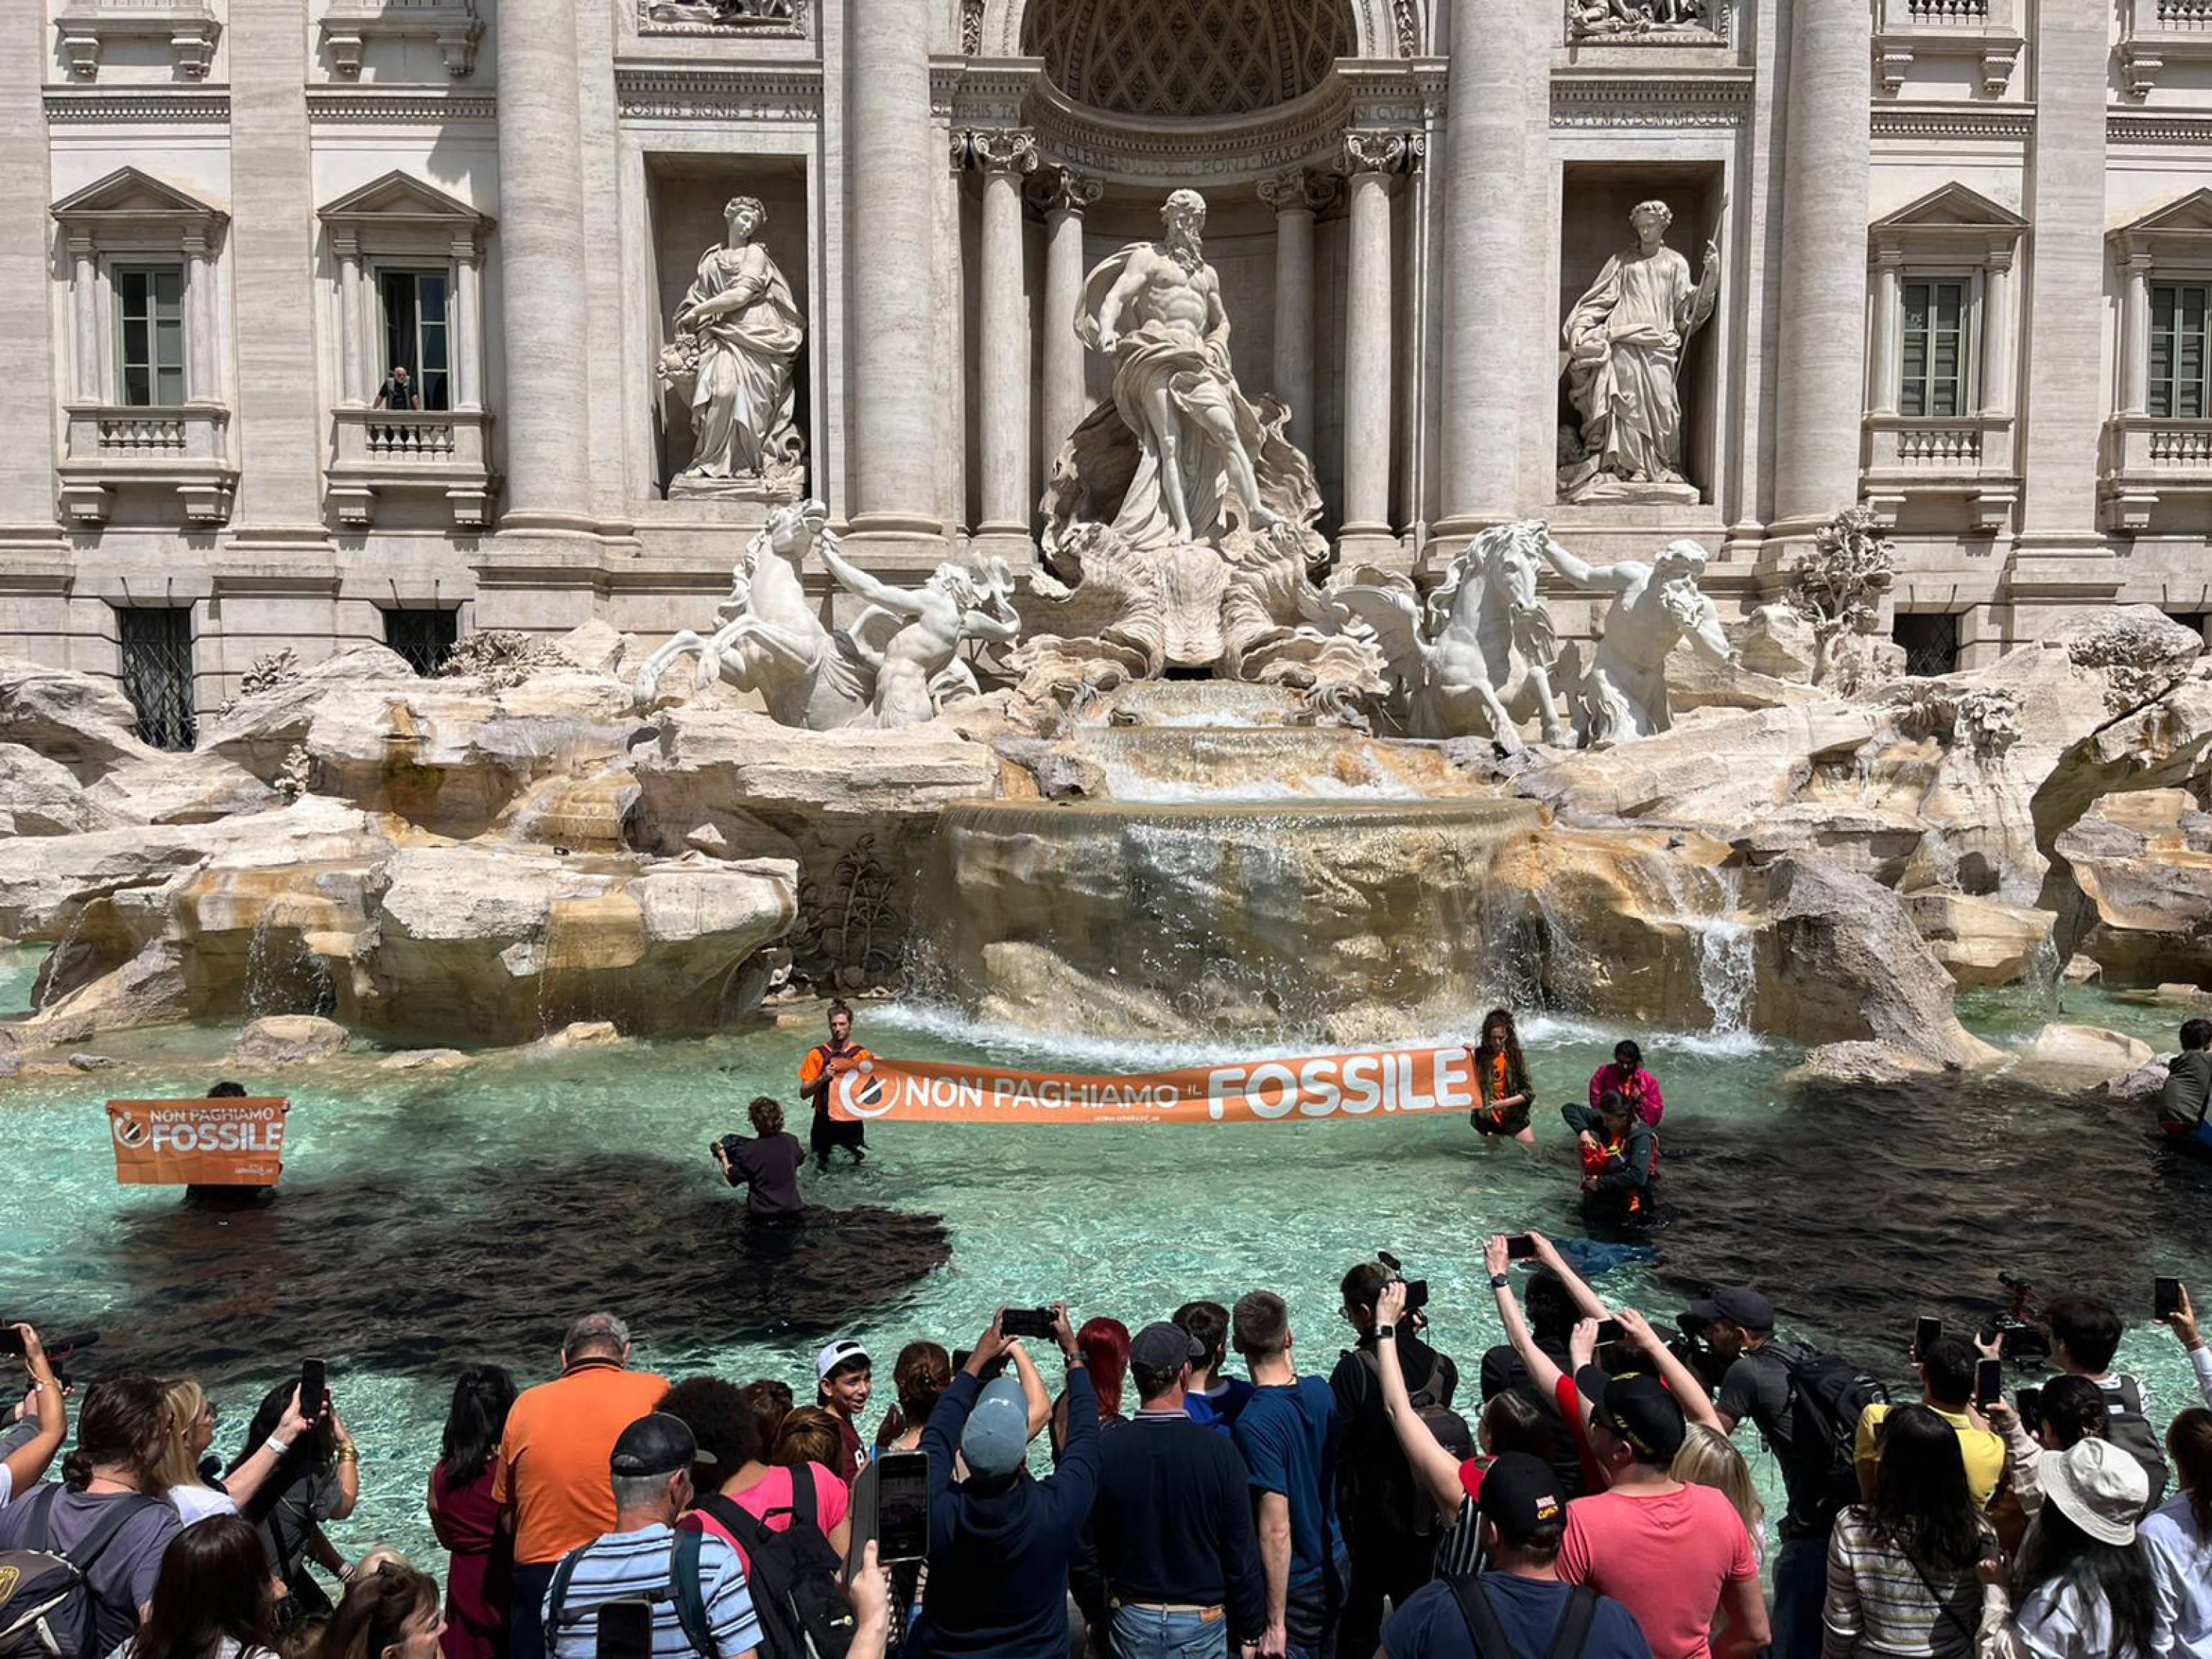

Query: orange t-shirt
<box><xmin>491</xmin><ymin>1361</ymin><xmax>670</xmax><ymax>1564</ymax></box>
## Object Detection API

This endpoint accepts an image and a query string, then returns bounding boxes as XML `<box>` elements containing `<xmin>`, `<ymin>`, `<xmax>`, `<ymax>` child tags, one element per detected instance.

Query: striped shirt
<box><xmin>1821</xmin><ymin>1507</ymin><xmax>1987</xmax><ymax>1659</ymax></box>
<box><xmin>1431</xmin><ymin>1493</ymin><xmax>1487</xmax><ymax>1581</ymax></box>
<box><xmin>543</xmin><ymin>1522</ymin><xmax>765</xmax><ymax>1659</ymax></box>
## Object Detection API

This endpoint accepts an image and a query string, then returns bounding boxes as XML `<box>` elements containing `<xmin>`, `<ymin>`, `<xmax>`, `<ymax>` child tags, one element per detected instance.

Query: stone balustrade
<box><xmin>2101</xmin><ymin>414</ymin><xmax>2212</xmax><ymax>531</ymax></box>
<box><xmin>327</xmin><ymin>407</ymin><xmax>493</xmax><ymax>529</ymax></box>
<box><xmin>2123</xmin><ymin>0</ymin><xmax>2212</xmax><ymax>95</ymax></box>
<box><xmin>1861</xmin><ymin>413</ymin><xmax>2019</xmax><ymax>531</ymax></box>
<box><xmin>58</xmin><ymin>403</ymin><xmax>233</xmax><ymax>525</ymax></box>
<box><xmin>1872</xmin><ymin>0</ymin><xmax>2020</xmax><ymax>94</ymax></box>
<box><xmin>53</xmin><ymin>0</ymin><xmax>220</xmax><ymax>78</ymax></box>
<box><xmin>320</xmin><ymin>0</ymin><xmax>480</xmax><ymax>76</ymax></box>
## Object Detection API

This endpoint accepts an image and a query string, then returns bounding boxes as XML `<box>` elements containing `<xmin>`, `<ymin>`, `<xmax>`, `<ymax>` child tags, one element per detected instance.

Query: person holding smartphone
<box><xmin>0</xmin><ymin>1323</ymin><xmax>67</xmax><ymax>1505</ymax></box>
<box><xmin>1852</xmin><ymin>1335</ymin><xmax>2004</xmax><ymax>1510</ymax></box>
<box><xmin>228</xmin><ymin>1376</ymin><xmax>361</xmax><ymax>1618</ymax></box>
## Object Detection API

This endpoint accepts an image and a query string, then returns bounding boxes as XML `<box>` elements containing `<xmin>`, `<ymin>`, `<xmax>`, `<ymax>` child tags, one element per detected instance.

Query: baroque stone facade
<box><xmin>8</xmin><ymin>0</ymin><xmax>2212</xmax><ymax>725</ymax></box>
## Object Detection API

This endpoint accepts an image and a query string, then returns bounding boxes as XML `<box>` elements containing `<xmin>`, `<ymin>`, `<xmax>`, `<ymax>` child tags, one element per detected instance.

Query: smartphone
<box><xmin>299</xmin><ymin>1358</ymin><xmax>327</xmax><ymax>1421</ymax></box>
<box><xmin>2157</xmin><ymin>1277</ymin><xmax>2185</xmax><ymax>1321</ymax></box>
<box><xmin>1974</xmin><ymin>1358</ymin><xmax>2003</xmax><ymax>1411</ymax></box>
<box><xmin>1593</xmin><ymin>1319</ymin><xmax>1624</xmax><ymax>1346</ymax></box>
<box><xmin>1000</xmin><ymin>1307</ymin><xmax>1056</xmax><ymax>1341</ymax></box>
<box><xmin>2015</xmin><ymin>1386</ymin><xmax>2043</xmax><ymax>1428</ymax></box>
<box><xmin>1506</xmin><ymin>1235</ymin><xmax>1539</xmax><ymax>1262</ymax></box>
<box><xmin>595</xmin><ymin>1599</ymin><xmax>655</xmax><ymax>1659</ymax></box>
<box><xmin>0</xmin><ymin>1328</ymin><xmax>22</xmax><ymax>1359</ymax></box>
<box><xmin>1914</xmin><ymin>1316</ymin><xmax>1941</xmax><ymax>1359</ymax></box>
<box><xmin>1401</xmin><ymin>1279</ymin><xmax>1431</xmax><ymax>1314</ymax></box>
<box><xmin>873</xmin><ymin>1448</ymin><xmax>930</xmax><ymax>1564</ymax></box>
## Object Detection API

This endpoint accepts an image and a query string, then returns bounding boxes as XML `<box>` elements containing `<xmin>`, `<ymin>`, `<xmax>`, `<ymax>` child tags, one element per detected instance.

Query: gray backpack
<box><xmin>0</xmin><ymin>1487</ymin><xmax>165</xmax><ymax>1659</ymax></box>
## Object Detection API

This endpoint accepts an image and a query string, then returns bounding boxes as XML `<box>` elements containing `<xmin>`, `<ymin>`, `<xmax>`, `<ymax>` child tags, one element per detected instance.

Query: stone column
<box><xmin>2015</xmin><ymin>0</ymin><xmax>2109</xmax><ymax>566</ymax></box>
<box><xmin>1982</xmin><ymin>251</ymin><xmax>2015</xmax><ymax>418</ymax></box>
<box><xmin>967</xmin><ymin>130</ymin><xmax>1039</xmax><ymax>559</ymax></box>
<box><xmin>69</xmin><ymin>238</ymin><xmax>101</xmax><ymax>403</ymax></box>
<box><xmin>1258</xmin><ymin>169</ymin><xmax>1321</xmax><ymax>433</ymax></box>
<box><xmin>0</xmin><ymin>0</ymin><xmax>60</xmax><ymax>554</ymax></box>
<box><xmin>333</xmin><ymin>233</ymin><xmax>364</xmax><ymax>406</ymax></box>
<box><xmin>493</xmin><ymin>0</ymin><xmax>593</xmax><ymax>533</ymax></box>
<box><xmin>1031</xmin><ymin>168</ymin><xmax>1100</xmax><ymax>464</ymax></box>
<box><xmin>230</xmin><ymin>0</ymin><xmax>333</xmax><ymax>538</ymax></box>
<box><xmin>1340</xmin><ymin>133</ymin><xmax>1408</xmax><ymax>560</ymax></box>
<box><xmin>845</xmin><ymin>0</ymin><xmax>944</xmax><ymax>559</ymax></box>
<box><xmin>454</xmin><ymin>239</ymin><xmax>485</xmax><ymax>413</ymax></box>
<box><xmin>1770</xmin><ymin>0</ymin><xmax>1872</xmax><ymax>535</ymax></box>
<box><xmin>1436</xmin><ymin>0</ymin><xmax>1542</xmax><ymax>539</ymax></box>
<box><xmin>2119</xmin><ymin>250</ymin><xmax>2152</xmax><ymax>417</ymax></box>
<box><xmin>1869</xmin><ymin>251</ymin><xmax>1902</xmax><ymax>416</ymax></box>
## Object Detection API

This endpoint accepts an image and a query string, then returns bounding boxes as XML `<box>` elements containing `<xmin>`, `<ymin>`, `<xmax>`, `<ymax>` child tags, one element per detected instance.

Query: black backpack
<box><xmin>0</xmin><ymin>1487</ymin><xmax>166</xmax><ymax>1659</ymax></box>
<box><xmin>1775</xmin><ymin>1342</ymin><xmax>1890</xmax><ymax>1515</ymax></box>
<box><xmin>1448</xmin><ymin>1574</ymin><xmax>1597</xmax><ymax>1659</ymax></box>
<box><xmin>1349</xmin><ymin>1347</ymin><xmax>1473</xmax><ymax>1541</ymax></box>
<box><xmin>2103</xmin><ymin>1376</ymin><xmax>2172</xmax><ymax>1511</ymax></box>
<box><xmin>696</xmin><ymin>1478</ymin><xmax>856</xmax><ymax>1659</ymax></box>
<box><xmin>547</xmin><ymin>1529</ymin><xmax>715</xmax><ymax>1659</ymax></box>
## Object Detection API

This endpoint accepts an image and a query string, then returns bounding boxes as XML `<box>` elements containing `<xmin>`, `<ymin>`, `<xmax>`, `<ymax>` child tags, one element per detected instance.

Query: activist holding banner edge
<box><xmin>824</xmin><ymin>1048</ymin><xmax>1488</xmax><ymax>1126</ymax></box>
<box><xmin>107</xmin><ymin>1086</ymin><xmax>290</xmax><ymax>1192</ymax></box>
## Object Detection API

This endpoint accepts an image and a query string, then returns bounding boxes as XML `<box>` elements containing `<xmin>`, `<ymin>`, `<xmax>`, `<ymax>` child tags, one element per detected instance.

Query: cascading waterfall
<box><xmin>1642</xmin><ymin>857</ymin><xmax>1756</xmax><ymax>1040</ymax></box>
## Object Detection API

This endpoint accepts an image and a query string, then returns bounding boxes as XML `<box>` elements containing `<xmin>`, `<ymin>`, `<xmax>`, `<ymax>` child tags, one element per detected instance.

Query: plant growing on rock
<box><xmin>217</xmin><ymin>648</ymin><xmax>301</xmax><ymax>715</ymax></box>
<box><xmin>1789</xmin><ymin>507</ymin><xmax>1895</xmax><ymax>690</ymax></box>
<box><xmin>1889</xmin><ymin>682</ymin><xmax>2022</xmax><ymax>761</ymax></box>
<box><xmin>437</xmin><ymin>629</ymin><xmax>565</xmax><ymax>690</ymax></box>
<box><xmin>2062</xmin><ymin>610</ymin><xmax>2205</xmax><ymax>715</ymax></box>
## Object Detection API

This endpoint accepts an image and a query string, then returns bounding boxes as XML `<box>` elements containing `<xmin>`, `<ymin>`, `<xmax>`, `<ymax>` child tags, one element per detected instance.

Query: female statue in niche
<box><xmin>660</xmin><ymin>194</ymin><xmax>806</xmax><ymax>498</ymax></box>
<box><xmin>1558</xmin><ymin>199</ymin><xmax>1719</xmax><ymax>504</ymax></box>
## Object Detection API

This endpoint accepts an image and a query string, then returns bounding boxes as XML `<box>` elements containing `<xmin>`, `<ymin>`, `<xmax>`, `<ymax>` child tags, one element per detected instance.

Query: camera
<box><xmin>1984</xmin><ymin>1272</ymin><xmax>2052</xmax><ymax>1367</ymax></box>
<box><xmin>1668</xmin><ymin>1319</ymin><xmax>1730</xmax><ymax>1392</ymax></box>
<box><xmin>1376</xmin><ymin>1250</ymin><xmax>1429</xmax><ymax>1316</ymax></box>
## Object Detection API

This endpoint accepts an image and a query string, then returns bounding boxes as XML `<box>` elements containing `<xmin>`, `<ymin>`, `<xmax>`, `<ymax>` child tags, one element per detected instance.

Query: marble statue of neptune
<box><xmin>1077</xmin><ymin>189</ymin><xmax>1285</xmax><ymax>549</ymax></box>
<box><xmin>1559</xmin><ymin>200</ymin><xmax>1719</xmax><ymax>502</ymax></box>
<box><xmin>664</xmin><ymin>195</ymin><xmax>805</xmax><ymax>491</ymax></box>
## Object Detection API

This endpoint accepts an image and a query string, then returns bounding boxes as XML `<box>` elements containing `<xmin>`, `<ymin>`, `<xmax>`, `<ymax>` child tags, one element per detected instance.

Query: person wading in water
<box><xmin>799</xmin><ymin>999</ymin><xmax>872</xmax><ymax>1171</ymax></box>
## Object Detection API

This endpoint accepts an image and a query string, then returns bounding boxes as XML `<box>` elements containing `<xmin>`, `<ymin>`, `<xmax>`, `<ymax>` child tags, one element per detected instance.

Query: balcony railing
<box><xmin>1861</xmin><ymin>413</ymin><xmax>2018</xmax><ymax>531</ymax></box>
<box><xmin>59</xmin><ymin>403</ymin><xmax>234</xmax><ymax>525</ymax></box>
<box><xmin>1907</xmin><ymin>0</ymin><xmax>1987</xmax><ymax>17</ymax></box>
<box><xmin>2101</xmin><ymin>414</ymin><xmax>2212</xmax><ymax>531</ymax></box>
<box><xmin>319</xmin><ymin>0</ymin><xmax>480</xmax><ymax>76</ymax></box>
<box><xmin>328</xmin><ymin>407</ymin><xmax>493</xmax><ymax>529</ymax></box>
<box><xmin>2123</xmin><ymin>0</ymin><xmax>2212</xmax><ymax>95</ymax></box>
<box><xmin>53</xmin><ymin>0</ymin><xmax>220</xmax><ymax>78</ymax></box>
<box><xmin>1872</xmin><ymin>0</ymin><xmax>2021</xmax><ymax>95</ymax></box>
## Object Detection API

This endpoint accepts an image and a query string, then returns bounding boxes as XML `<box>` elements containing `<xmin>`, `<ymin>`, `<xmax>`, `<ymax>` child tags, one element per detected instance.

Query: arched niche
<box><xmin>971</xmin><ymin>0</ymin><xmax>1418</xmax><ymax>68</ymax></box>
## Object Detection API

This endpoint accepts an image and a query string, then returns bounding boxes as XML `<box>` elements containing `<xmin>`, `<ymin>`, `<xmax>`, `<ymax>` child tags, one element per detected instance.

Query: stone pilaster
<box><xmin>0</xmin><ymin>0</ymin><xmax>60</xmax><ymax>567</ymax></box>
<box><xmin>845</xmin><ymin>0</ymin><xmax>945</xmax><ymax>561</ymax></box>
<box><xmin>1258</xmin><ymin>168</ymin><xmax>1330</xmax><ymax>438</ymax></box>
<box><xmin>1769</xmin><ymin>0</ymin><xmax>1872</xmax><ymax>537</ymax></box>
<box><xmin>1434</xmin><ymin>0</ymin><xmax>1543</xmax><ymax>540</ymax></box>
<box><xmin>964</xmin><ymin>130</ymin><xmax>1039</xmax><ymax>560</ymax></box>
<box><xmin>1339</xmin><ymin>132</ymin><xmax>1413</xmax><ymax>564</ymax></box>
<box><xmin>2013</xmin><ymin>0</ymin><xmax>2113</xmax><ymax>583</ymax></box>
<box><xmin>229</xmin><ymin>0</ymin><xmax>332</xmax><ymax>541</ymax></box>
<box><xmin>493</xmin><ymin>0</ymin><xmax>594</xmax><ymax>535</ymax></box>
<box><xmin>1031</xmin><ymin>167</ymin><xmax>1102</xmax><ymax>464</ymax></box>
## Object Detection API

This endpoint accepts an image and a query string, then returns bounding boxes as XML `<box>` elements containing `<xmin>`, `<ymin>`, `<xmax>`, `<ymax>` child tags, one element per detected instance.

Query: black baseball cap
<box><xmin>1575</xmin><ymin>1367</ymin><xmax>1686</xmax><ymax>1462</ymax></box>
<box><xmin>610</xmin><ymin>1413</ymin><xmax>714</xmax><ymax>1478</ymax></box>
<box><xmin>1683</xmin><ymin>1287</ymin><xmax>1775</xmax><ymax>1332</ymax></box>
<box><xmin>1129</xmin><ymin>1321</ymin><xmax>1205</xmax><ymax>1373</ymax></box>
<box><xmin>1475</xmin><ymin>1452</ymin><xmax>1568</xmax><ymax>1543</ymax></box>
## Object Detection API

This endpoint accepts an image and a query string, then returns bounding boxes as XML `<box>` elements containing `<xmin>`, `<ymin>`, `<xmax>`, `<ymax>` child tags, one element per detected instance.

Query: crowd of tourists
<box><xmin>4</xmin><ymin>1233</ymin><xmax>2211</xmax><ymax>1659</ymax></box>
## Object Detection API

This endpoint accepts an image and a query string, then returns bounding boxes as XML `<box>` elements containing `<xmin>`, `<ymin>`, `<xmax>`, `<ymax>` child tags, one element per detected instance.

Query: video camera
<box><xmin>1982</xmin><ymin>1272</ymin><xmax>2052</xmax><ymax>1367</ymax></box>
<box><xmin>1667</xmin><ymin>1316</ymin><xmax>1732</xmax><ymax>1393</ymax></box>
<box><xmin>1375</xmin><ymin>1250</ymin><xmax>1429</xmax><ymax>1316</ymax></box>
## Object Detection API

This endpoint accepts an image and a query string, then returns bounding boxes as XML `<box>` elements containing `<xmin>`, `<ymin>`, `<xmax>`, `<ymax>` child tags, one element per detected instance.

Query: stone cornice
<box><xmin>2109</xmin><ymin>112</ymin><xmax>2212</xmax><ymax>147</ymax></box>
<box><xmin>1870</xmin><ymin>104</ymin><xmax>2033</xmax><ymax>142</ymax></box>
<box><xmin>1550</xmin><ymin>72</ymin><xmax>1750</xmax><ymax>127</ymax></box>
<box><xmin>1028</xmin><ymin>73</ymin><xmax>1356</xmax><ymax>186</ymax></box>
<box><xmin>43</xmin><ymin>86</ymin><xmax>228</xmax><ymax>122</ymax></box>
<box><xmin>304</xmin><ymin>87</ymin><xmax>495</xmax><ymax>123</ymax></box>
<box><xmin>614</xmin><ymin>63</ymin><xmax>822</xmax><ymax>122</ymax></box>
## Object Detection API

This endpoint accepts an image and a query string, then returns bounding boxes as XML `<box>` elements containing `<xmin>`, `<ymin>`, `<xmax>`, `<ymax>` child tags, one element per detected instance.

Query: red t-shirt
<box><xmin>1550</xmin><ymin>1374</ymin><xmax>1609</xmax><ymax>1496</ymax></box>
<box><xmin>1556</xmin><ymin>1482</ymin><xmax>1757</xmax><ymax>1659</ymax></box>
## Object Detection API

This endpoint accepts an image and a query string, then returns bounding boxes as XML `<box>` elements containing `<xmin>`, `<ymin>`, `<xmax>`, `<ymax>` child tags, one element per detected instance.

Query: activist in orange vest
<box><xmin>1467</xmin><ymin>1008</ymin><xmax>1536</xmax><ymax>1147</ymax></box>
<box><xmin>1564</xmin><ymin>1090</ymin><xmax>1660</xmax><ymax>1230</ymax></box>
<box><xmin>799</xmin><ymin>998</ymin><xmax>873</xmax><ymax>1169</ymax></box>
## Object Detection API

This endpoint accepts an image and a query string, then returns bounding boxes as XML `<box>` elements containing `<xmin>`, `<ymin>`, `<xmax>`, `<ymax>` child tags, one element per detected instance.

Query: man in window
<box><xmin>374</xmin><ymin>365</ymin><xmax>419</xmax><ymax>410</ymax></box>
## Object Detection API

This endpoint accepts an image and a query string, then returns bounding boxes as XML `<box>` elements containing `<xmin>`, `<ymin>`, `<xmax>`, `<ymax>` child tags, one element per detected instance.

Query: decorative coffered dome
<box><xmin>1023</xmin><ymin>0</ymin><xmax>1354</xmax><ymax>120</ymax></box>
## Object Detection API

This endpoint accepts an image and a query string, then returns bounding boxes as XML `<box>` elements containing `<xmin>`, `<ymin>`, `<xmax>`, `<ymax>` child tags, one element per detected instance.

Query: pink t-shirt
<box><xmin>1556</xmin><ymin>1482</ymin><xmax>1756</xmax><ymax>1659</ymax></box>
<box><xmin>693</xmin><ymin>1462</ymin><xmax>850</xmax><ymax>1570</ymax></box>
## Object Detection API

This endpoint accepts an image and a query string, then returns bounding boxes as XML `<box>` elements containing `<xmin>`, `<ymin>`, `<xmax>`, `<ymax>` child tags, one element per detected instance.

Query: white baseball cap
<box><xmin>816</xmin><ymin>1338</ymin><xmax>871</xmax><ymax>1381</ymax></box>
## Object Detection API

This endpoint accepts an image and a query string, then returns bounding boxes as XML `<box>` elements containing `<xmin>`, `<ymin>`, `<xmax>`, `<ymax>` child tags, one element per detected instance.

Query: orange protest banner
<box><xmin>824</xmin><ymin>1048</ymin><xmax>1480</xmax><ymax>1125</ymax></box>
<box><xmin>107</xmin><ymin>1098</ymin><xmax>290</xmax><ymax>1186</ymax></box>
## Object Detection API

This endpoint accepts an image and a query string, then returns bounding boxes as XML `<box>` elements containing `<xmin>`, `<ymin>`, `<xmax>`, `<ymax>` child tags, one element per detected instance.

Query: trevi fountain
<box><xmin>5</xmin><ymin>188</ymin><xmax>2212</xmax><ymax>1562</ymax></box>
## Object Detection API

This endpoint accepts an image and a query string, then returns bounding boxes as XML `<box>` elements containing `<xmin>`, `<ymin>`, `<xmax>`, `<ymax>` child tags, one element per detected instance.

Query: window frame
<box><xmin>2147</xmin><ymin>279</ymin><xmax>2212</xmax><ymax>423</ymax></box>
<box><xmin>1893</xmin><ymin>611</ymin><xmax>1963</xmax><ymax>680</ymax></box>
<box><xmin>110</xmin><ymin>261</ymin><xmax>189</xmax><ymax>409</ymax></box>
<box><xmin>1894</xmin><ymin>266</ymin><xmax>1982</xmax><ymax>421</ymax></box>
<box><xmin>374</xmin><ymin>264</ymin><xmax>454</xmax><ymax>413</ymax></box>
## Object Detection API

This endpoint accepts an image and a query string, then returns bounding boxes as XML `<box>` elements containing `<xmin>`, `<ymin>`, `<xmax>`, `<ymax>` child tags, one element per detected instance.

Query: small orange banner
<box><xmin>107</xmin><ymin>1098</ymin><xmax>289</xmax><ymax>1186</ymax></box>
<box><xmin>824</xmin><ymin>1048</ymin><xmax>1480</xmax><ymax>1125</ymax></box>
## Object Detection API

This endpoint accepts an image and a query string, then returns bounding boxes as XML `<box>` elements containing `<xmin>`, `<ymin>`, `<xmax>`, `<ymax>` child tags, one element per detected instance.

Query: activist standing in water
<box><xmin>799</xmin><ymin>999</ymin><xmax>872</xmax><ymax>1170</ymax></box>
<box><xmin>1470</xmin><ymin>1007</ymin><xmax>1537</xmax><ymax>1148</ymax></box>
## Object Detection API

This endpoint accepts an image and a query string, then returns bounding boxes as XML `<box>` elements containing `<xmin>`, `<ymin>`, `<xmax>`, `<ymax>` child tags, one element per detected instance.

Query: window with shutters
<box><xmin>114</xmin><ymin>264</ymin><xmax>186</xmax><ymax>407</ymax></box>
<box><xmin>117</xmin><ymin>607</ymin><xmax>197</xmax><ymax>751</ymax></box>
<box><xmin>2149</xmin><ymin>282</ymin><xmax>2212</xmax><ymax>421</ymax></box>
<box><xmin>1899</xmin><ymin>279</ymin><xmax>1969</xmax><ymax>418</ymax></box>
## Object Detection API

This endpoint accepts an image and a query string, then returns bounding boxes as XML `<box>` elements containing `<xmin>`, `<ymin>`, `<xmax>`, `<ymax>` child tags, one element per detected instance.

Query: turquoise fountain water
<box><xmin>3</xmin><ymin>942</ymin><xmax>2206</xmax><ymax>1572</ymax></box>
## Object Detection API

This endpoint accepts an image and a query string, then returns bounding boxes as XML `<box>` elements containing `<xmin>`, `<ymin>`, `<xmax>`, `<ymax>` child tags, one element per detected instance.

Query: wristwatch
<box><xmin>1373</xmin><ymin>1324</ymin><xmax>1396</xmax><ymax>1340</ymax></box>
<box><xmin>1490</xmin><ymin>1272</ymin><xmax>1512</xmax><ymax>1289</ymax></box>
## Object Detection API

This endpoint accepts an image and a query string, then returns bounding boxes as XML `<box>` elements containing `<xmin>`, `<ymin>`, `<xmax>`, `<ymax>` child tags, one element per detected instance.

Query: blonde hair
<box><xmin>1672</xmin><ymin>1424</ymin><xmax>1764</xmax><ymax>1540</ymax></box>
<box><xmin>153</xmin><ymin>1377</ymin><xmax>211</xmax><ymax>1494</ymax></box>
